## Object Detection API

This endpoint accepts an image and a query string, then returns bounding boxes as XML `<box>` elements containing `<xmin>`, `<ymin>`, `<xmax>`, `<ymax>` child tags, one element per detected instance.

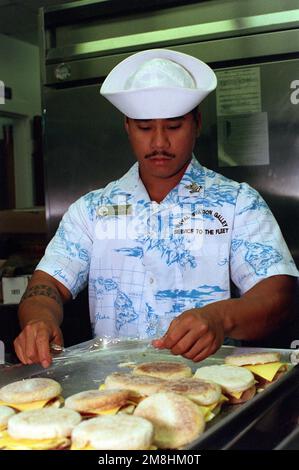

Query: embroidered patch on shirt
<box><xmin>185</xmin><ymin>182</ymin><xmax>202</xmax><ymax>193</ymax></box>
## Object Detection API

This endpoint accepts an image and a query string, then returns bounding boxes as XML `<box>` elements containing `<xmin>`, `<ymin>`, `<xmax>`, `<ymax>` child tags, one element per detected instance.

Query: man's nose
<box><xmin>151</xmin><ymin>128</ymin><xmax>170</xmax><ymax>149</ymax></box>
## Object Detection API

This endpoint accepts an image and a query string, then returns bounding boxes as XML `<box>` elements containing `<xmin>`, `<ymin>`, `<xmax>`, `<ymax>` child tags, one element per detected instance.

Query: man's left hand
<box><xmin>152</xmin><ymin>306</ymin><xmax>226</xmax><ymax>362</ymax></box>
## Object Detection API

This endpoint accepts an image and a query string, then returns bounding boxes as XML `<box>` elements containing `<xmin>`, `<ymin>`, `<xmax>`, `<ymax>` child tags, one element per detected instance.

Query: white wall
<box><xmin>0</xmin><ymin>33</ymin><xmax>42</xmax><ymax>208</ymax></box>
<box><xmin>0</xmin><ymin>33</ymin><xmax>41</xmax><ymax>116</ymax></box>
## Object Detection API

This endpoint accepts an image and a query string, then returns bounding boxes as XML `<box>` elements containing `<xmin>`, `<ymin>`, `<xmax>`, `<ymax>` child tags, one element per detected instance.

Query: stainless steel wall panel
<box><xmin>195</xmin><ymin>57</ymin><xmax>299</xmax><ymax>262</ymax></box>
<box><xmin>45</xmin><ymin>14</ymin><xmax>299</xmax><ymax>66</ymax></box>
<box><xmin>45</xmin><ymin>30</ymin><xmax>299</xmax><ymax>85</ymax></box>
<box><xmin>45</xmin><ymin>0</ymin><xmax>299</xmax><ymax>49</ymax></box>
<box><xmin>43</xmin><ymin>83</ymin><xmax>135</xmax><ymax>237</ymax></box>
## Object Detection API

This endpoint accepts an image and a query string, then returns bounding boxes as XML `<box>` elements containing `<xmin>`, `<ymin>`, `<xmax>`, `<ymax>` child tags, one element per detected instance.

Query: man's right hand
<box><xmin>14</xmin><ymin>320</ymin><xmax>63</xmax><ymax>368</ymax></box>
<box><xmin>15</xmin><ymin>270</ymin><xmax>70</xmax><ymax>368</ymax></box>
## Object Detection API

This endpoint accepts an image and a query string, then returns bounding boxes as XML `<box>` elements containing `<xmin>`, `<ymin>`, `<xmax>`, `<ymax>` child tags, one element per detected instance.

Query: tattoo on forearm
<box><xmin>20</xmin><ymin>284</ymin><xmax>63</xmax><ymax>307</ymax></box>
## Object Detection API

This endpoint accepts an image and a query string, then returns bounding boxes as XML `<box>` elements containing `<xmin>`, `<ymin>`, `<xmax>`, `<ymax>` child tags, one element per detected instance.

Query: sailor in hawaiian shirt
<box><xmin>15</xmin><ymin>49</ymin><xmax>298</xmax><ymax>368</ymax></box>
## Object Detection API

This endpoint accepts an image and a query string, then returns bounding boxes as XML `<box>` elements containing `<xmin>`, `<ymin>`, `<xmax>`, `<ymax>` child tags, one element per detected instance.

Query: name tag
<box><xmin>97</xmin><ymin>205</ymin><xmax>132</xmax><ymax>217</ymax></box>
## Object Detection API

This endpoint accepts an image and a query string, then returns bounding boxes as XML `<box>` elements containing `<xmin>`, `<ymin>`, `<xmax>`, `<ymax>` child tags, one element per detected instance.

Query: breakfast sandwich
<box><xmin>71</xmin><ymin>414</ymin><xmax>154</xmax><ymax>450</ymax></box>
<box><xmin>194</xmin><ymin>365</ymin><xmax>256</xmax><ymax>404</ymax></box>
<box><xmin>134</xmin><ymin>391</ymin><xmax>205</xmax><ymax>449</ymax></box>
<box><xmin>0</xmin><ymin>405</ymin><xmax>16</xmax><ymax>443</ymax></box>
<box><xmin>224</xmin><ymin>352</ymin><xmax>287</xmax><ymax>388</ymax></box>
<box><xmin>157</xmin><ymin>378</ymin><xmax>227</xmax><ymax>421</ymax></box>
<box><xmin>65</xmin><ymin>389</ymin><xmax>140</xmax><ymax>417</ymax></box>
<box><xmin>0</xmin><ymin>378</ymin><xmax>63</xmax><ymax>411</ymax></box>
<box><xmin>104</xmin><ymin>372</ymin><xmax>166</xmax><ymax>398</ymax></box>
<box><xmin>0</xmin><ymin>408</ymin><xmax>81</xmax><ymax>450</ymax></box>
<box><xmin>132</xmin><ymin>361</ymin><xmax>192</xmax><ymax>380</ymax></box>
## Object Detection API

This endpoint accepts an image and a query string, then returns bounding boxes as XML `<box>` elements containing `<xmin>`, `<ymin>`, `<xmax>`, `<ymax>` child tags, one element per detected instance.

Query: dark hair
<box><xmin>191</xmin><ymin>106</ymin><xmax>200</xmax><ymax>121</ymax></box>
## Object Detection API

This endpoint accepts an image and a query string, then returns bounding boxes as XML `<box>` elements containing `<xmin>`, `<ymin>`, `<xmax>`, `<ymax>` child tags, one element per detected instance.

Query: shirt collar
<box><xmin>177</xmin><ymin>155</ymin><xmax>205</xmax><ymax>199</ymax></box>
<box><xmin>116</xmin><ymin>162</ymin><xmax>146</xmax><ymax>201</ymax></box>
<box><xmin>116</xmin><ymin>154</ymin><xmax>205</xmax><ymax>202</ymax></box>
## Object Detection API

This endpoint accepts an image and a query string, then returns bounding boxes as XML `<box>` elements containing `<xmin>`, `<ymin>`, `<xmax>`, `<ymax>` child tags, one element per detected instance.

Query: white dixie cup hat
<box><xmin>100</xmin><ymin>48</ymin><xmax>217</xmax><ymax>119</ymax></box>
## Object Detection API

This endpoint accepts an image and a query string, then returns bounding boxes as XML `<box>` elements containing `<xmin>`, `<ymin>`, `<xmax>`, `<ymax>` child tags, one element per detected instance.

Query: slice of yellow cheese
<box><xmin>198</xmin><ymin>406</ymin><xmax>214</xmax><ymax>422</ymax></box>
<box><xmin>0</xmin><ymin>399</ymin><xmax>50</xmax><ymax>411</ymax></box>
<box><xmin>0</xmin><ymin>396</ymin><xmax>63</xmax><ymax>411</ymax></box>
<box><xmin>244</xmin><ymin>362</ymin><xmax>284</xmax><ymax>382</ymax></box>
<box><xmin>229</xmin><ymin>390</ymin><xmax>243</xmax><ymax>399</ymax></box>
<box><xmin>220</xmin><ymin>394</ymin><xmax>229</xmax><ymax>403</ymax></box>
<box><xmin>71</xmin><ymin>443</ymin><xmax>94</xmax><ymax>451</ymax></box>
<box><xmin>197</xmin><ymin>395</ymin><xmax>228</xmax><ymax>422</ymax></box>
<box><xmin>0</xmin><ymin>429</ymin><xmax>6</xmax><ymax>445</ymax></box>
<box><xmin>199</xmin><ymin>405</ymin><xmax>221</xmax><ymax>422</ymax></box>
<box><xmin>0</xmin><ymin>431</ymin><xmax>69</xmax><ymax>450</ymax></box>
<box><xmin>197</xmin><ymin>402</ymin><xmax>220</xmax><ymax>422</ymax></box>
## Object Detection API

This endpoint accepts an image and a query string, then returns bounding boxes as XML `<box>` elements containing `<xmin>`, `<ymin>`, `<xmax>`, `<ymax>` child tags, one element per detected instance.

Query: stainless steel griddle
<box><xmin>1</xmin><ymin>339</ymin><xmax>299</xmax><ymax>450</ymax></box>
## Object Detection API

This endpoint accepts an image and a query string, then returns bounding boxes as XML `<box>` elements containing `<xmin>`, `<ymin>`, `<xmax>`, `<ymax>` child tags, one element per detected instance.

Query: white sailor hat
<box><xmin>100</xmin><ymin>48</ymin><xmax>217</xmax><ymax>119</ymax></box>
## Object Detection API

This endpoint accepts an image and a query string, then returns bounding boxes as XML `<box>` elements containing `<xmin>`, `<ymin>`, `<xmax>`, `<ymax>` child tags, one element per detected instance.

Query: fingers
<box><xmin>23</xmin><ymin>326</ymin><xmax>40</xmax><ymax>363</ymax></box>
<box><xmin>160</xmin><ymin>318</ymin><xmax>190</xmax><ymax>350</ymax></box>
<box><xmin>163</xmin><ymin>321</ymin><xmax>208</xmax><ymax>351</ymax></box>
<box><xmin>14</xmin><ymin>330</ymin><xmax>36</xmax><ymax>365</ymax></box>
<box><xmin>52</xmin><ymin>328</ymin><xmax>64</xmax><ymax>347</ymax></box>
<box><xmin>152</xmin><ymin>317</ymin><xmax>185</xmax><ymax>349</ymax></box>
<box><xmin>151</xmin><ymin>338</ymin><xmax>165</xmax><ymax>349</ymax></box>
<box><xmin>170</xmin><ymin>325</ymin><xmax>212</xmax><ymax>355</ymax></box>
<box><xmin>153</xmin><ymin>309</ymin><xmax>223</xmax><ymax>362</ymax></box>
<box><xmin>193</xmin><ymin>345</ymin><xmax>215</xmax><ymax>362</ymax></box>
<box><xmin>181</xmin><ymin>332</ymin><xmax>216</xmax><ymax>359</ymax></box>
<box><xmin>14</xmin><ymin>338</ymin><xmax>30</xmax><ymax>365</ymax></box>
<box><xmin>36</xmin><ymin>331</ymin><xmax>53</xmax><ymax>368</ymax></box>
<box><xmin>23</xmin><ymin>323</ymin><xmax>52</xmax><ymax>367</ymax></box>
<box><xmin>13</xmin><ymin>322</ymin><xmax>61</xmax><ymax>368</ymax></box>
<box><xmin>169</xmin><ymin>330</ymin><xmax>199</xmax><ymax>356</ymax></box>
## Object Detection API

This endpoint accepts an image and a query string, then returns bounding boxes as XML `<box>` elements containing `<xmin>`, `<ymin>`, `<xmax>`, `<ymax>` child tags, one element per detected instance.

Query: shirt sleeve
<box><xmin>230</xmin><ymin>183</ymin><xmax>299</xmax><ymax>295</ymax></box>
<box><xmin>36</xmin><ymin>196</ymin><xmax>93</xmax><ymax>298</ymax></box>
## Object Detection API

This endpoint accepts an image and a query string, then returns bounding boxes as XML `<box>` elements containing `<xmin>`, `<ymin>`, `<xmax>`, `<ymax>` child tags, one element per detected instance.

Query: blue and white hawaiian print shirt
<box><xmin>37</xmin><ymin>156</ymin><xmax>298</xmax><ymax>339</ymax></box>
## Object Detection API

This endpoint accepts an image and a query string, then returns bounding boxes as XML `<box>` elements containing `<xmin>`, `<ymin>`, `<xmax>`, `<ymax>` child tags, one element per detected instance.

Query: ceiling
<box><xmin>0</xmin><ymin>0</ymin><xmax>81</xmax><ymax>44</ymax></box>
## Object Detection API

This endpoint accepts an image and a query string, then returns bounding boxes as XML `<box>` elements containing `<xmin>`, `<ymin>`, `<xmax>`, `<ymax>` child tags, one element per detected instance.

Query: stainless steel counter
<box><xmin>1</xmin><ymin>339</ymin><xmax>299</xmax><ymax>450</ymax></box>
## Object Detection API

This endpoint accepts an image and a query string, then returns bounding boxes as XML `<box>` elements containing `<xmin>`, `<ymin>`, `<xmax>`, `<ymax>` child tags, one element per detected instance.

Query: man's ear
<box><xmin>124</xmin><ymin>116</ymin><xmax>130</xmax><ymax>134</ymax></box>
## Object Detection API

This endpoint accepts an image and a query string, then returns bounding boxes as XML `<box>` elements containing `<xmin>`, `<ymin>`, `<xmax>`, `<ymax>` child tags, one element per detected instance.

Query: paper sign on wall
<box><xmin>216</xmin><ymin>67</ymin><xmax>269</xmax><ymax>167</ymax></box>
<box><xmin>217</xmin><ymin>112</ymin><xmax>269</xmax><ymax>167</ymax></box>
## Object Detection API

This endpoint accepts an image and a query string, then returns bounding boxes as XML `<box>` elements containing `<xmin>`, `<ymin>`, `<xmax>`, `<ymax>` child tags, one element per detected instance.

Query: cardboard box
<box><xmin>2</xmin><ymin>275</ymin><xmax>31</xmax><ymax>304</ymax></box>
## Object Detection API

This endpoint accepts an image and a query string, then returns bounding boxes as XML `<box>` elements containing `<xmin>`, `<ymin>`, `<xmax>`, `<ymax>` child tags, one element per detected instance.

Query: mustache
<box><xmin>145</xmin><ymin>151</ymin><xmax>175</xmax><ymax>159</ymax></box>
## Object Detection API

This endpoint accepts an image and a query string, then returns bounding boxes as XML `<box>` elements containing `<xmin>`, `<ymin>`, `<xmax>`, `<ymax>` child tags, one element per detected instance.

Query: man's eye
<box><xmin>138</xmin><ymin>127</ymin><xmax>151</xmax><ymax>131</ymax></box>
<box><xmin>168</xmin><ymin>125</ymin><xmax>181</xmax><ymax>130</ymax></box>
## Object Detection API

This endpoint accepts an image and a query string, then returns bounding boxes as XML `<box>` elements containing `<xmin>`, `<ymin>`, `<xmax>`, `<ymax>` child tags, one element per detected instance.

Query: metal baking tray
<box><xmin>1</xmin><ymin>339</ymin><xmax>299</xmax><ymax>450</ymax></box>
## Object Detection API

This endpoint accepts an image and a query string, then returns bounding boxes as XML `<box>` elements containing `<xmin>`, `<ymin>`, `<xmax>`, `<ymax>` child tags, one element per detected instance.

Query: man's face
<box><xmin>125</xmin><ymin>111</ymin><xmax>201</xmax><ymax>181</ymax></box>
